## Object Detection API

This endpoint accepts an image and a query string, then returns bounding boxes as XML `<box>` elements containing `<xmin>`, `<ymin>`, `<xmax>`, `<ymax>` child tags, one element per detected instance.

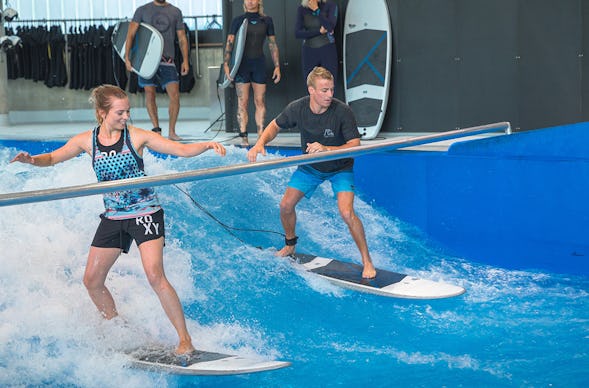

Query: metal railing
<box><xmin>0</xmin><ymin>122</ymin><xmax>511</xmax><ymax>207</ymax></box>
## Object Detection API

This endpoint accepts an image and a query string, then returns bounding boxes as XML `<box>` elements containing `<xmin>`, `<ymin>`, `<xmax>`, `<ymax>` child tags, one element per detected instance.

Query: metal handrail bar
<box><xmin>0</xmin><ymin>122</ymin><xmax>510</xmax><ymax>207</ymax></box>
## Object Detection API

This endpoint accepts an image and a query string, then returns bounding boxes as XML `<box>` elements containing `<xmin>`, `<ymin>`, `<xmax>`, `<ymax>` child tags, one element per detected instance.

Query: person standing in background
<box><xmin>223</xmin><ymin>0</ymin><xmax>281</xmax><ymax>146</ymax></box>
<box><xmin>125</xmin><ymin>0</ymin><xmax>189</xmax><ymax>141</ymax></box>
<box><xmin>295</xmin><ymin>0</ymin><xmax>339</xmax><ymax>84</ymax></box>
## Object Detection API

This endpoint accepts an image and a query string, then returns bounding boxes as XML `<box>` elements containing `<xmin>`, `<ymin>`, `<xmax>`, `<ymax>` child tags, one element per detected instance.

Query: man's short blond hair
<box><xmin>306</xmin><ymin>66</ymin><xmax>334</xmax><ymax>88</ymax></box>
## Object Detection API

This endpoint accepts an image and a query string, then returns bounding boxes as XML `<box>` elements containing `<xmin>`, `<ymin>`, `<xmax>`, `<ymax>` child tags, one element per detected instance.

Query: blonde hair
<box><xmin>244</xmin><ymin>0</ymin><xmax>265</xmax><ymax>16</ymax></box>
<box><xmin>301</xmin><ymin>0</ymin><xmax>326</xmax><ymax>7</ymax></box>
<box><xmin>89</xmin><ymin>84</ymin><xmax>128</xmax><ymax>124</ymax></box>
<box><xmin>306</xmin><ymin>66</ymin><xmax>334</xmax><ymax>88</ymax></box>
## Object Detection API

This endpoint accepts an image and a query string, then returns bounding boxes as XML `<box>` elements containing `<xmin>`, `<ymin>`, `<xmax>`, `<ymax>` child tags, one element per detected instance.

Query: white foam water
<box><xmin>1</xmin><ymin>145</ymin><xmax>588</xmax><ymax>386</ymax></box>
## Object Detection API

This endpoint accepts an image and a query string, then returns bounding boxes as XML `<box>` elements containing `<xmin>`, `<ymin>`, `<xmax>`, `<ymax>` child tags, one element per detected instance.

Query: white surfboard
<box><xmin>127</xmin><ymin>346</ymin><xmax>291</xmax><ymax>376</ymax></box>
<box><xmin>219</xmin><ymin>18</ymin><xmax>248</xmax><ymax>89</ymax></box>
<box><xmin>292</xmin><ymin>253</ymin><xmax>465</xmax><ymax>299</ymax></box>
<box><xmin>343</xmin><ymin>0</ymin><xmax>392</xmax><ymax>140</ymax></box>
<box><xmin>112</xmin><ymin>20</ymin><xmax>164</xmax><ymax>79</ymax></box>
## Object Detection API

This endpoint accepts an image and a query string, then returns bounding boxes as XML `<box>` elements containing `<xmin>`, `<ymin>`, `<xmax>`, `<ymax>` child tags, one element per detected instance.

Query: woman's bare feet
<box><xmin>175</xmin><ymin>339</ymin><xmax>195</xmax><ymax>355</ymax></box>
<box><xmin>362</xmin><ymin>261</ymin><xmax>377</xmax><ymax>279</ymax></box>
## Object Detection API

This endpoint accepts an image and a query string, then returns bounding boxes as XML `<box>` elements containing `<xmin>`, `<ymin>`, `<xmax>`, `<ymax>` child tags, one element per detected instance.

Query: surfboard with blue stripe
<box><xmin>112</xmin><ymin>20</ymin><xmax>163</xmax><ymax>79</ymax></box>
<box><xmin>343</xmin><ymin>0</ymin><xmax>392</xmax><ymax>140</ymax></box>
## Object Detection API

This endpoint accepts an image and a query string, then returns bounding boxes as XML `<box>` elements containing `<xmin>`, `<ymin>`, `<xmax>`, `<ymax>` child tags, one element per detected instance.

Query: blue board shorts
<box><xmin>91</xmin><ymin>209</ymin><xmax>165</xmax><ymax>253</ymax></box>
<box><xmin>138</xmin><ymin>62</ymin><xmax>179</xmax><ymax>89</ymax></box>
<box><xmin>288</xmin><ymin>165</ymin><xmax>355</xmax><ymax>199</ymax></box>
<box><xmin>235</xmin><ymin>57</ymin><xmax>267</xmax><ymax>84</ymax></box>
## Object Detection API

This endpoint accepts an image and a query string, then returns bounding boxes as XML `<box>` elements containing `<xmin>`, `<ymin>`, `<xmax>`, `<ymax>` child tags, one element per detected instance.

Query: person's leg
<box><xmin>83</xmin><ymin>247</ymin><xmax>122</xmax><ymax>319</ymax></box>
<box><xmin>321</xmin><ymin>43</ymin><xmax>339</xmax><ymax>86</ymax></box>
<box><xmin>235</xmin><ymin>82</ymin><xmax>250</xmax><ymax>146</ymax></box>
<box><xmin>138</xmin><ymin>237</ymin><xmax>194</xmax><ymax>355</ymax></box>
<box><xmin>251</xmin><ymin>82</ymin><xmax>267</xmax><ymax>136</ymax></box>
<box><xmin>301</xmin><ymin>45</ymin><xmax>316</xmax><ymax>81</ymax></box>
<box><xmin>143</xmin><ymin>85</ymin><xmax>159</xmax><ymax>131</ymax></box>
<box><xmin>165</xmin><ymin>81</ymin><xmax>181</xmax><ymax>140</ymax></box>
<box><xmin>336</xmin><ymin>191</ymin><xmax>376</xmax><ymax>278</ymax></box>
<box><xmin>276</xmin><ymin>187</ymin><xmax>306</xmax><ymax>257</ymax></box>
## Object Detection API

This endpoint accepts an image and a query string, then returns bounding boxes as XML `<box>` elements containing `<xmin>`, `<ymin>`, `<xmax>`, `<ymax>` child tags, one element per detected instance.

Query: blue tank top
<box><xmin>92</xmin><ymin>126</ymin><xmax>161</xmax><ymax>219</ymax></box>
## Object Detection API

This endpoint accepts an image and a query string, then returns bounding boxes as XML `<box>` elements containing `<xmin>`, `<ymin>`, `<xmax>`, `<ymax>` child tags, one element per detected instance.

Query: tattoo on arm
<box><xmin>224</xmin><ymin>41</ymin><xmax>234</xmax><ymax>65</ymax></box>
<box><xmin>268</xmin><ymin>38</ymin><xmax>280</xmax><ymax>67</ymax></box>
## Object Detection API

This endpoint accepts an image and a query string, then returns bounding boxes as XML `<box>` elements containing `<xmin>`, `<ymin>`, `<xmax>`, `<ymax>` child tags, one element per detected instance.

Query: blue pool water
<box><xmin>0</xmin><ymin>142</ymin><xmax>588</xmax><ymax>387</ymax></box>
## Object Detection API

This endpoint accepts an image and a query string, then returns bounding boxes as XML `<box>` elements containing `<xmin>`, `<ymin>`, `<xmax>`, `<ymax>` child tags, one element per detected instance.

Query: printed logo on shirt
<box><xmin>136</xmin><ymin>214</ymin><xmax>161</xmax><ymax>236</ymax></box>
<box><xmin>324</xmin><ymin>128</ymin><xmax>335</xmax><ymax>138</ymax></box>
<box><xmin>153</xmin><ymin>14</ymin><xmax>171</xmax><ymax>33</ymax></box>
<box><xmin>100</xmin><ymin>150</ymin><xmax>119</xmax><ymax>158</ymax></box>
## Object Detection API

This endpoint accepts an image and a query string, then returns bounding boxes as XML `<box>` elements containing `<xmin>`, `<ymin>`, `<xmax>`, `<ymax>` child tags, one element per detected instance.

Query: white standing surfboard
<box><xmin>219</xmin><ymin>18</ymin><xmax>248</xmax><ymax>89</ymax></box>
<box><xmin>112</xmin><ymin>20</ymin><xmax>164</xmax><ymax>79</ymax></box>
<box><xmin>292</xmin><ymin>253</ymin><xmax>465</xmax><ymax>299</ymax></box>
<box><xmin>128</xmin><ymin>346</ymin><xmax>291</xmax><ymax>376</ymax></box>
<box><xmin>343</xmin><ymin>0</ymin><xmax>392</xmax><ymax>140</ymax></box>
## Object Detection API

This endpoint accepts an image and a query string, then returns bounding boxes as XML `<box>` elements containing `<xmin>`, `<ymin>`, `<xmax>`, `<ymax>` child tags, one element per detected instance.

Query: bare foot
<box><xmin>275</xmin><ymin>245</ymin><xmax>295</xmax><ymax>257</ymax></box>
<box><xmin>362</xmin><ymin>262</ymin><xmax>377</xmax><ymax>279</ymax></box>
<box><xmin>169</xmin><ymin>134</ymin><xmax>182</xmax><ymax>141</ymax></box>
<box><xmin>175</xmin><ymin>340</ymin><xmax>195</xmax><ymax>355</ymax></box>
<box><xmin>241</xmin><ymin>138</ymin><xmax>249</xmax><ymax>147</ymax></box>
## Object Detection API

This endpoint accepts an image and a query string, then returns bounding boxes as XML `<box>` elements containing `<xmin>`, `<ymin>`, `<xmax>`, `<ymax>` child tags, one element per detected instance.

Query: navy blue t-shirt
<box><xmin>275</xmin><ymin>96</ymin><xmax>360</xmax><ymax>172</ymax></box>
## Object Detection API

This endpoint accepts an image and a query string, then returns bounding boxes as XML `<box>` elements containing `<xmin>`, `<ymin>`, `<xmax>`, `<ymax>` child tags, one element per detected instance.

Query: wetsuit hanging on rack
<box><xmin>45</xmin><ymin>24</ymin><xmax>68</xmax><ymax>87</ymax></box>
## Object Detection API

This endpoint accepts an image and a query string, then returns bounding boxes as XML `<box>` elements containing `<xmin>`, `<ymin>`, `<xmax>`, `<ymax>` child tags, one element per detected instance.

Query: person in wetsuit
<box><xmin>125</xmin><ymin>0</ymin><xmax>189</xmax><ymax>141</ymax></box>
<box><xmin>11</xmin><ymin>84</ymin><xmax>226</xmax><ymax>356</ymax></box>
<box><xmin>223</xmin><ymin>0</ymin><xmax>281</xmax><ymax>146</ymax></box>
<box><xmin>295</xmin><ymin>0</ymin><xmax>339</xmax><ymax>84</ymax></box>
<box><xmin>246</xmin><ymin>67</ymin><xmax>376</xmax><ymax>279</ymax></box>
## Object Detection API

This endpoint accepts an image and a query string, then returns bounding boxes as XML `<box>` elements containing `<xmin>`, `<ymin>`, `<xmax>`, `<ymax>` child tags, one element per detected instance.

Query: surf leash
<box><xmin>173</xmin><ymin>184</ymin><xmax>285</xmax><ymax>247</ymax></box>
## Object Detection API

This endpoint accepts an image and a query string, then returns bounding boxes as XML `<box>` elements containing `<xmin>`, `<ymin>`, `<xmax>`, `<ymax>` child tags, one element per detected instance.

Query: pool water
<box><xmin>1</xmin><ymin>144</ymin><xmax>588</xmax><ymax>387</ymax></box>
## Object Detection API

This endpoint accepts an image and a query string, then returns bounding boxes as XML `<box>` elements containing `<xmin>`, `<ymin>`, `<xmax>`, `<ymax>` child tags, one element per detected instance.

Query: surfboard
<box><xmin>127</xmin><ymin>345</ymin><xmax>291</xmax><ymax>376</ymax></box>
<box><xmin>112</xmin><ymin>20</ymin><xmax>164</xmax><ymax>79</ymax></box>
<box><xmin>291</xmin><ymin>253</ymin><xmax>465</xmax><ymax>299</ymax></box>
<box><xmin>219</xmin><ymin>18</ymin><xmax>248</xmax><ymax>89</ymax></box>
<box><xmin>343</xmin><ymin>0</ymin><xmax>392</xmax><ymax>140</ymax></box>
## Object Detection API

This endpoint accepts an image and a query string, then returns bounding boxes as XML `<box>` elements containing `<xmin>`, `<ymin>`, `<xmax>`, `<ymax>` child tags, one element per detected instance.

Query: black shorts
<box><xmin>91</xmin><ymin>209</ymin><xmax>165</xmax><ymax>253</ymax></box>
<box><xmin>235</xmin><ymin>57</ymin><xmax>267</xmax><ymax>84</ymax></box>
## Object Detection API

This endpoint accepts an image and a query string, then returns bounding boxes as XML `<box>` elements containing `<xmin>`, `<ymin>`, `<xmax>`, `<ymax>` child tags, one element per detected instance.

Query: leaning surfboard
<box><xmin>112</xmin><ymin>20</ymin><xmax>164</xmax><ymax>79</ymax></box>
<box><xmin>219</xmin><ymin>18</ymin><xmax>248</xmax><ymax>89</ymax></box>
<box><xmin>127</xmin><ymin>346</ymin><xmax>291</xmax><ymax>376</ymax></box>
<box><xmin>292</xmin><ymin>253</ymin><xmax>465</xmax><ymax>299</ymax></box>
<box><xmin>343</xmin><ymin>0</ymin><xmax>392</xmax><ymax>140</ymax></box>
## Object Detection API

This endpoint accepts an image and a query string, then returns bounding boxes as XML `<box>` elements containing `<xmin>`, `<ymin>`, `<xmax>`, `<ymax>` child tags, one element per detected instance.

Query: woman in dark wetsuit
<box><xmin>295</xmin><ymin>0</ymin><xmax>339</xmax><ymax>84</ymax></box>
<box><xmin>11</xmin><ymin>85</ymin><xmax>226</xmax><ymax>356</ymax></box>
<box><xmin>223</xmin><ymin>0</ymin><xmax>281</xmax><ymax>146</ymax></box>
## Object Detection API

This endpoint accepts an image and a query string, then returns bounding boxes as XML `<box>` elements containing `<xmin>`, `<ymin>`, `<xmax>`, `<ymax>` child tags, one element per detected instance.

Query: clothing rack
<box><xmin>4</xmin><ymin>17</ymin><xmax>123</xmax><ymax>28</ymax></box>
<box><xmin>4</xmin><ymin>15</ymin><xmax>224</xmax><ymax>79</ymax></box>
<box><xmin>5</xmin><ymin>15</ymin><xmax>223</xmax><ymax>30</ymax></box>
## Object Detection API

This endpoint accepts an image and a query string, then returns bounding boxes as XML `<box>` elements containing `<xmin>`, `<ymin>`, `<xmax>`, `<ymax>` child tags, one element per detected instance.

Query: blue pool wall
<box><xmin>355</xmin><ymin>122</ymin><xmax>589</xmax><ymax>276</ymax></box>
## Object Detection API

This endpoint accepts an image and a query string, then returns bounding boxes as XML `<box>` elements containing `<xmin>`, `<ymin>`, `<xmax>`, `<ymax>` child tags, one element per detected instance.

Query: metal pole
<box><xmin>0</xmin><ymin>122</ymin><xmax>511</xmax><ymax>207</ymax></box>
